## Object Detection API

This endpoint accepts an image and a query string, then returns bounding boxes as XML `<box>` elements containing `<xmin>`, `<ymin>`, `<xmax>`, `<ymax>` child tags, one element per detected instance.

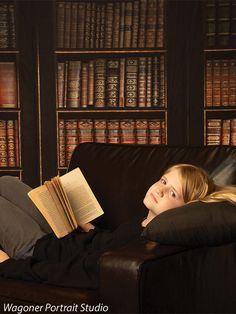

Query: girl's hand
<box><xmin>0</xmin><ymin>249</ymin><xmax>10</xmax><ymax>263</ymax></box>
<box><xmin>78</xmin><ymin>222</ymin><xmax>95</xmax><ymax>232</ymax></box>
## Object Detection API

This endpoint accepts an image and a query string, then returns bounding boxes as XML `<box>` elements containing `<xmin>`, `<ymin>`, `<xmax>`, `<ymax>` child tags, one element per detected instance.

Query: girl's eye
<box><xmin>170</xmin><ymin>191</ymin><xmax>176</xmax><ymax>198</ymax></box>
<box><xmin>160</xmin><ymin>178</ymin><xmax>166</xmax><ymax>184</ymax></box>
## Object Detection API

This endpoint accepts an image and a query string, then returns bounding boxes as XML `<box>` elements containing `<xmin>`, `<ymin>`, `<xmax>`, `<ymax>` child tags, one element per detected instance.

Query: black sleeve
<box><xmin>0</xmin><ymin>252</ymin><xmax>100</xmax><ymax>289</ymax></box>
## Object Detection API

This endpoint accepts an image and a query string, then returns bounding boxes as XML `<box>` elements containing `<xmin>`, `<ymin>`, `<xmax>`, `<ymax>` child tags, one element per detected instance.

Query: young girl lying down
<box><xmin>0</xmin><ymin>164</ymin><xmax>235</xmax><ymax>288</ymax></box>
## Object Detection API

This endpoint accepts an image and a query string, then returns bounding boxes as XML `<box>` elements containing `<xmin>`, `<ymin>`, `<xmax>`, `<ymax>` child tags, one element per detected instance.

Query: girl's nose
<box><xmin>157</xmin><ymin>188</ymin><xmax>164</xmax><ymax>197</ymax></box>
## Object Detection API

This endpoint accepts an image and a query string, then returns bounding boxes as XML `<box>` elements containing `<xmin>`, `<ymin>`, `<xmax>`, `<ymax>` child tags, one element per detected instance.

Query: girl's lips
<box><xmin>150</xmin><ymin>193</ymin><xmax>158</xmax><ymax>203</ymax></box>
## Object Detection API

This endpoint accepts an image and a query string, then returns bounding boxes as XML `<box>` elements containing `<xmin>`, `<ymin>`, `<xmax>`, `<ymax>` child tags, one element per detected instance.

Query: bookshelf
<box><xmin>0</xmin><ymin>1</ymin><xmax>22</xmax><ymax>179</ymax></box>
<box><xmin>204</xmin><ymin>0</ymin><xmax>236</xmax><ymax>145</ymax></box>
<box><xmin>0</xmin><ymin>1</ymin><xmax>41</xmax><ymax>187</ymax></box>
<box><xmin>53</xmin><ymin>0</ymin><xmax>168</xmax><ymax>175</ymax></box>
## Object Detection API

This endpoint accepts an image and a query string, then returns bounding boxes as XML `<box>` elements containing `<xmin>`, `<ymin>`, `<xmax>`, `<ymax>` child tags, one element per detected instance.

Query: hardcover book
<box><xmin>28</xmin><ymin>168</ymin><xmax>104</xmax><ymax>238</ymax></box>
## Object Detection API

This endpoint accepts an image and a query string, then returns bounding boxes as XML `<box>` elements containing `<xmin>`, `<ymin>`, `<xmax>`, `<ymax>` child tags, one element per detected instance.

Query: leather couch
<box><xmin>0</xmin><ymin>143</ymin><xmax>235</xmax><ymax>313</ymax></box>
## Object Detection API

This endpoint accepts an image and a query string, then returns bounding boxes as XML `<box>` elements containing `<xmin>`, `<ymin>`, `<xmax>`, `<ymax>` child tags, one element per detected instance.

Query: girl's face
<box><xmin>143</xmin><ymin>168</ymin><xmax>185</xmax><ymax>220</ymax></box>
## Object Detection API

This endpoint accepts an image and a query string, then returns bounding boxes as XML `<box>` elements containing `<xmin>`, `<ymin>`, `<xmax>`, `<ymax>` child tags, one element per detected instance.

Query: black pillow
<box><xmin>141</xmin><ymin>201</ymin><xmax>236</xmax><ymax>247</ymax></box>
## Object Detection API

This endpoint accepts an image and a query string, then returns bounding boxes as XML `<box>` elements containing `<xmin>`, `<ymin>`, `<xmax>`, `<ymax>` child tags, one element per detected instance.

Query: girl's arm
<box><xmin>0</xmin><ymin>249</ymin><xmax>10</xmax><ymax>263</ymax></box>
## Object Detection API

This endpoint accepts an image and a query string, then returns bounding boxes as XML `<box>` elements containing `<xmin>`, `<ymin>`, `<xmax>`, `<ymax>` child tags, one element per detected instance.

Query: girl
<box><xmin>0</xmin><ymin>164</ymin><xmax>235</xmax><ymax>288</ymax></box>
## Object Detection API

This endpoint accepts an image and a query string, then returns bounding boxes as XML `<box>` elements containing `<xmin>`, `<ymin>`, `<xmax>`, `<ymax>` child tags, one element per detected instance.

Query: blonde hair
<box><xmin>164</xmin><ymin>164</ymin><xmax>236</xmax><ymax>204</ymax></box>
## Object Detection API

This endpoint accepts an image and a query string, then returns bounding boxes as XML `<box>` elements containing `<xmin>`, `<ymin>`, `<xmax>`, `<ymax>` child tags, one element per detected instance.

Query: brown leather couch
<box><xmin>0</xmin><ymin>143</ymin><xmax>235</xmax><ymax>313</ymax></box>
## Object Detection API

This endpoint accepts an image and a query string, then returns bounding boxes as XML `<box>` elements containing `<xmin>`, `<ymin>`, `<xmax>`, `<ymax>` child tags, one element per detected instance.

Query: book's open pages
<box><xmin>28</xmin><ymin>168</ymin><xmax>104</xmax><ymax>238</ymax></box>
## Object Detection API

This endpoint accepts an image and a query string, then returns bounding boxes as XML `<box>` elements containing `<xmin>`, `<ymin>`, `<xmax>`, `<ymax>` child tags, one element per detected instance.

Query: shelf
<box><xmin>0</xmin><ymin>50</ymin><xmax>20</xmax><ymax>54</ymax></box>
<box><xmin>55</xmin><ymin>49</ymin><xmax>167</xmax><ymax>55</ymax></box>
<box><xmin>204</xmin><ymin>108</ymin><xmax>236</xmax><ymax>112</ymax></box>
<box><xmin>57</xmin><ymin>108</ymin><xmax>167</xmax><ymax>113</ymax></box>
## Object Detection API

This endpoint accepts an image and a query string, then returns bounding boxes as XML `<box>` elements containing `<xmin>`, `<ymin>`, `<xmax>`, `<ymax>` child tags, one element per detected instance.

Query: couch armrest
<box><xmin>99</xmin><ymin>240</ymin><xmax>186</xmax><ymax>313</ymax></box>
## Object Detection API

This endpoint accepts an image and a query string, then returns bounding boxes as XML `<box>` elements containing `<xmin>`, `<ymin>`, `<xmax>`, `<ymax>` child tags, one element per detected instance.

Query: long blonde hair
<box><xmin>164</xmin><ymin>164</ymin><xmax>236</xmax><ymax>204</ymax></box>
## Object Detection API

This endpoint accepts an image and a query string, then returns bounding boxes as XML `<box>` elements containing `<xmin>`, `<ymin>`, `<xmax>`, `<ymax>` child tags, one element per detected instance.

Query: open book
<box><xmin>28</xmin><ymin>167</ymin><xmax>104</xmax><ymax>238</ymax></box>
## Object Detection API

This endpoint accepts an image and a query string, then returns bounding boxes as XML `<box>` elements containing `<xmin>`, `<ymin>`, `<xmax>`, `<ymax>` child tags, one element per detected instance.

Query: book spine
<box><xmin>221</xmin><ymin>59</ymin><xmax>229</xmax><ymax>106</ymax></box>
<box><xmin>119</xmin><ymin>58</ymin><xmax>125</xmax><ymax>107</ymax></box>
<box><xmin>131</xmin><ymin>1</ymin><xmax>139</xmax><ymax>48</ymax></box>
<box><xmin>70</xmin><ymin>2</ymin><xmax>78</xmax><ymax>49</ymax></box>
<box><xmin>95</xmin><ymin>59</ymin><xmax>106</xmax><ymax>108</ymax></box>
<box><xmin>106</xmin><ymin>59</ymin><xmax>119</xmax><ymax>108</ymax></box>
<box><xmin>229</xmin><ymin>59</ymin><xmax>236</xmax><ymax>106</ymax></box>
<box><xmin>212</xmin><ymin>60</ymin><xmax>221</xmax><ymax>106</ymax></box>
<box><xmin>113</xmin><ymin>2</ymin><xmax>120</xmax><ymax>48</ymax></box>
<box><xmin>152</xmin><ymin>56</ymin><xmax>160</xmax><ymax>107</ymax></box>
<box><xmin>124</xmin><ymin>2</ymin><xmax>133</xmax><ymax>48</ymax></box>
<box><xmin>222</xmin><ymin>119</ymin><xmax>231</xmax><ymax>145</ymax></box>
<box><xmin>205</xmin><ymin>59</ymin><xmax>213</xmax><ymax>107</ymax></box>
<box><xmin>7</xmin><ymin>119</ymin><xmax>15</xmax><ymax>167</ymax></box>
<box><xmin>231</xmin><ymin>119</ymin><xmax>236</xmax><ymax>146</ymax></box>
<box><xmin>63</xmin><ymin>61</ymin><xmax>68</xmax><ymax>108</ymax></box>
<box><xmin>81</xmin><ymin>62</ymin><xmax>88</xmax><ymax>108</ymax></box>
<box><xmin>138</xmin><ymin>57</ymin><xmax>147</xmax><ymax>107</ymax></box>
<box><xmin>84</xmin><ymin>3</ymin><xmax>91</xmax><ymax>49</ymax></box>
<box><xmin>0</xmin><ymin>120</ymin><xmax>7</xmax><ymax>167</ymax></box>
<box><xmin>107</xmin><ymin>120</ymin><xmax>120</xmax><ymax>143</ymax></box>
<box><xmin>156</xmin><ymin>0</ymin><xmax>165</xmax><ymax>48</ymax></box>
<box><xmin>159</xmin><ymin>54</ymin><xmax>166</xmax><ymax>107</ymax></box>
<box><xmin>138</xmin><ymin>0</ymin><xmax>147</xmax><ymax>48</ymax></box>
<box><xmin>95</xmin><ymin>4</ymin><xmax>101</xmax><ymax>49</ymax></box>
<box><xmin>78</xmin><ymin>119</ymin><xmax>93</xmax><ymax>143</ymax></box>
<box><xmin>65</xmin><ymin>120</ymin><xmax>78</xmax><ymax>167</ymax></box>
<box><xmin>136</xmin><ymin>120</ymin><xmax>148</xmax><ymax>144</ymax></box>
<box><xmin>77</xmin><ymin>2</ymin><xmax>86</xmax><ymax>49</ymax></box>
<box><xmin>146</xmin><ymin>57</ymin><xmax>152</xmax><ymax>107</ymax></box>
<box><xmin>94</xmin><ymin>120</ymin><xmax>107</xmax><ymax>143</ymax></box>
<box><xmin>57</xmin><ymin>62</ymin><xmax>65</xmax><ymax>109</ymax></box>
<box><xmin>0</xmin><ymin>62</ymin><xmax>17</xmax><ymax>108</ymax></box>
<box><xmin>56</xmin><ymin>2</ymin><xmax>65</xmax><ymax>48</ymax></box>
<box><xmin>146</xmin><ymin>0</ymin><xmax>157</xmax><ymax>48</ymax></box>
<box><xmin>217</xmin><ymin>0</ymin><xmax>230</xmax><ymax>47</ymax></box>
<box><xmin>64</xmin><ymin>2</ymin><xmax>71</xmax><ymax>48</ymax></box>
<box><xmin>89</xmin><ymin>3</ymin><xmax>96</xmax><ymax>49</ymax></box>
<box><xmin>88</xmin><ymin>60</ymin><xmax>95</xmax><ymax>107</ymax></box>
<box><xmin>0</xmin><ymin>3</ymin><xmax>9</xmax><ymax>48</ymax></box>
<box><xmin>14</xmin><ymin>119</ymin><xmax>20</xmax><ymax>167</ymax></box>
<box><xmin>99</xmin><ymin>4</ymin><xmax>105</xmax><ymax>48</ymax></box>
<box><xmin>120</xmin><ymin>120</ymin><xmax>136</xmax><ymax>144</ymax></box>
<box><xmin>205</xmin><ymin>1</ymin><xmax>216</xmax><ymax>47</ymax></box>
<box><xmin>148</xmin><ymin>119</ymin><xmax>162</xmax><ymax>144</ymax></box>
<box><xmin>125</xmin><ymin>58</ymin><xmax>138</xmax><ymax>107</ymax></box>
<box><xmin>119</xmin><ymin>2</ymin><xmax>125</xmax><ymax>48</ymax></box>
<box><xmin>59</xmin><ymin>119</ymin><xmax>66</xmax><ymax>168</ymax></box>
<box><xmin>105</xmin><ymin>2</ymin><xmax>114</xmax><ymax>49</ymax></box>
<box><xmin>8</xmin><ymin>3</ymin><xmax>16</xmax><ymax>49</ymax></box>
<box><xmin>206</xmin><ymin>119</ymin><xmax>222</xmax><ymax>145</ymax></box>
<box><xmin>67</xmin><ymin>60</ymin><xmax>81</xmax><ymax>108</ymax></box>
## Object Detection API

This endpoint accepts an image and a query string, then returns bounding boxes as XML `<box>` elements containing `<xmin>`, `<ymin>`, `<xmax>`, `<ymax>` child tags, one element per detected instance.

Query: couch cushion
<box><xmin>142</xmin><ymin>201</ymin><xmax>236</xmax><ymax>247</ymax></box>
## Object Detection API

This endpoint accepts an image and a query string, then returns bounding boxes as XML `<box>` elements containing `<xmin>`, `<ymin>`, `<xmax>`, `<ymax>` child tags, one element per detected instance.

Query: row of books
<box><xmin>0</xmin><ymin>62</ymin><xmax>17</xmax><ymax>108</ymax></box>
<box><xmin>205</xmin><ymin>0</ymin><xmax>236</xmax><ymax>47</ymax></box>
<box><xmin>58</xmin><ymin>118</ymin><xmax>166</xmax><ymax>167</ymax></box>
<box><xmin>56</xmin><ymin>0</ymin><xmax>164</xmax><ymax>49</ymax></box>
<box><xmin>206</xmin><ymin>118</ymin><xmax>236</xmax><ymax>145</ymax></box>
<box><xmin>57</xmin><ymin>56</ymin><xmax>166</xmax><ymax>109</ymax></box>
<box><xmin>0</xmin><ymin>2</ymin><xmax>16</xmax><ymax>49</ymax></box>
<box><xmin>0</xmin><ymin>119</ymin><xmax>20</xmax><ymax>167</ymax></box>
<box><xmin>205</xmin><ymin>59</ymin><xmax>236</xmax><ymax>107</ymax></box>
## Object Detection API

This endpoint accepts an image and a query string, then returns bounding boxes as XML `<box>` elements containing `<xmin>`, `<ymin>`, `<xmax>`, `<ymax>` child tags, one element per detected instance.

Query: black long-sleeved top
<box><xmin>0</xmin><ymin>218</ymin><xmax>144</xmax><ymax>289</ymax></box>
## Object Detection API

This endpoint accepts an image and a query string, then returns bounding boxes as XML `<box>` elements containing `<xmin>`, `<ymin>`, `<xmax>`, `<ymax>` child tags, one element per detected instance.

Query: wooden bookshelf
<box><xmin>52</xmin><ymin>0</ymin><xmax>168</xmax><ymax>174</ymax></box>
<box><xmin>204</xmin><ymin>0</ymin><xmax>236</xmax><ymax>146</ymax></box>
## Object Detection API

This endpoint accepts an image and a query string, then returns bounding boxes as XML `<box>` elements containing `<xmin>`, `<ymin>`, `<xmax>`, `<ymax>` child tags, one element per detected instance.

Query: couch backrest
<box><xmin>68</xmin><ymin>143</ymin><xmax>236</xmax><ymax>229</ymax></box>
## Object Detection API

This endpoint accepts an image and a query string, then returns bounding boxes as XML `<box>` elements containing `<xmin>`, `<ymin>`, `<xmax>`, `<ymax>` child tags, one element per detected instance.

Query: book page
<box><xmin>50</xmin><ymin>177</ymin><xmax>78</xmax><ymax>229</ymax></box>
<box><xmin>44</xmin><ymin>180</ymin><xmax>75</xmax><ymax>232</ymax></box>
<box><xmin>28</xmin><ymin>185</ymin><xmax>71</xmax><ymax>238</ymax></box>
<box><xmin>60</xmin><ymin>168</ymin><xmax>104</xmax><ymax>224</ymax></box>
